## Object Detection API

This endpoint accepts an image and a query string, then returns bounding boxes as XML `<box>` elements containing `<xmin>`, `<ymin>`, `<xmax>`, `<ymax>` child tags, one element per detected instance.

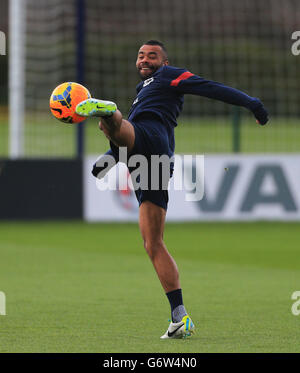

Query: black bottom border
<box><xmin>0</xmin><ymin>353</ymin><xmax>299</xmax><ymax>370</ymax></box>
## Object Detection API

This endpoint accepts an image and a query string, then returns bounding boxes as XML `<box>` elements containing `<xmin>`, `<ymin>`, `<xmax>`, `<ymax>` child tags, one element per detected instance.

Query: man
<box><xmin>76</xmin><ymin>40</ymin><xmax>268</xmax><ymax>339</ymax></box>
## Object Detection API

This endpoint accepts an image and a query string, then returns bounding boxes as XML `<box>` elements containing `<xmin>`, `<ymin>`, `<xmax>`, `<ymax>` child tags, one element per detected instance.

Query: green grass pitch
<box><xmin>0</xmin><ymin>221</ymin><xmax>299</xmax><ymax>353</ymax></box>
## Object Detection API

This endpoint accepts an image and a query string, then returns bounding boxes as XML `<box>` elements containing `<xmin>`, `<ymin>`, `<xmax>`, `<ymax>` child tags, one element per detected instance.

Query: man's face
<box><xmin>136</xmin><ymin>44</ymin><xmax>168</xmax><ymax>80</ymax></box>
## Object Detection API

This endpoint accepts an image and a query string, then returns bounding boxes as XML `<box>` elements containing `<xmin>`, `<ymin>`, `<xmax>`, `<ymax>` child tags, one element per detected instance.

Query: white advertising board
<box><xmin>84</xmin><ymin>155</ymin><xmax>300</xmax><ymax>221</ymax></box>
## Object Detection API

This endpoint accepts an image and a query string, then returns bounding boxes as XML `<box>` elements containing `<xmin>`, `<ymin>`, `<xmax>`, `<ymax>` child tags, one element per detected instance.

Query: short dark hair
<box><xmin>143</xmin><ymin>40</ymin><xmax>168</xmax><ymax>59</ymax></box>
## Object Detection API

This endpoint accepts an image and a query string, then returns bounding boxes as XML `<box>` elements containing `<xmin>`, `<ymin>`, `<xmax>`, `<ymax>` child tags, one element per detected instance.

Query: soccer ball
<box><xmin>49</xmin><ymin>82</ymin><xmax>91</xmax><ymax>123</ymax></box>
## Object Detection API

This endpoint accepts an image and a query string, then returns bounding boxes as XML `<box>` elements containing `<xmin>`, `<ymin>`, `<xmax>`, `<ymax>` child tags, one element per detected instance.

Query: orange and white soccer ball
<box><xmin>49</xmin><ymin>82</ymin><xmax>91</xmax><ymax>123</ymax></box>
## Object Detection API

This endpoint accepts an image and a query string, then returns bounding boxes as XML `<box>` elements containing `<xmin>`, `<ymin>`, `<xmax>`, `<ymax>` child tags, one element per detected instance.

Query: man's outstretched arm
<box><xmin>168</xmin><ymin>69</ymin><xmax>269</xmax><ymax>125</ymax></box>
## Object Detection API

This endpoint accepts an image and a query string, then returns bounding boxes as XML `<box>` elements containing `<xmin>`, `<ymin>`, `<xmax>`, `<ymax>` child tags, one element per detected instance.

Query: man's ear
<box><xmin>164</xmin><ymin>59</ymin><xmax>169</xmax><ymax>66</ymax></box>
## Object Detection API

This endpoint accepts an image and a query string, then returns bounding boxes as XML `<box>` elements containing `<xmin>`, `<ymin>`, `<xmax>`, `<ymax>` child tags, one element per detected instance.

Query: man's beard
<box><xmin>138</xmin><ymin>65</ymin><xmax>159</xmax><ymax>80</ymax></box>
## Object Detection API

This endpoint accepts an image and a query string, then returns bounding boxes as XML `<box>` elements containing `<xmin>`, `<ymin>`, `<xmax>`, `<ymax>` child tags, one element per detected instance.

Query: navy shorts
<box><xmin>110</xmin><ymin>113</ymin><xmax>174</xmax><ymax>210</ymax></box>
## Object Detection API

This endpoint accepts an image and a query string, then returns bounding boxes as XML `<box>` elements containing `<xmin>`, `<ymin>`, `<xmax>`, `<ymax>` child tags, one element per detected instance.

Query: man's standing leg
<box><xmin>139</xmin><ymin>201</ymin><xmax>180</xmax><ymax>292</ymax></box>
<box><xmin>139</xmin><ymin>201</ymin><xmax>194</xmax><ymax>338</ymax></box>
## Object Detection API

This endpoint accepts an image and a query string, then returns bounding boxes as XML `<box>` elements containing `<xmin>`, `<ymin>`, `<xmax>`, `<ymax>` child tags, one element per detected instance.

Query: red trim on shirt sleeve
<box><xmin>170</xmin><ymin>71</ymin><xmax>194</xmax><ymax>87</ymax></box>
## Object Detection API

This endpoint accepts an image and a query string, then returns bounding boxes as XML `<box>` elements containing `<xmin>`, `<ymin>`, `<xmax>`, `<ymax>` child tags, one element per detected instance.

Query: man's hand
<box><xmin>251</xmin><ymin>99</ymin><xmax>269</xmax><ymax>125</ymax></box>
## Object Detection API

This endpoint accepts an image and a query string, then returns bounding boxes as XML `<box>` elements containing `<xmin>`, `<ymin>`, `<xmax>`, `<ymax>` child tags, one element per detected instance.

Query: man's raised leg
<box><xmin>99</xmin><ymin>110</ymin><xmax>135</xmax><ymax>152</ymax></box>
<box><xmin>76</xmin><ymin>98</ymin><xmax>135</xmax><ymax>152</ymax></box>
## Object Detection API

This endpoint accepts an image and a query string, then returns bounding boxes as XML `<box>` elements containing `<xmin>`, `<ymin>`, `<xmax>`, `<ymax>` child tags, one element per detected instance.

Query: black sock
<box><xmin>166</xmin><ymin>289</ymin><xmax>187</xmax><ymax>323</ymax></box>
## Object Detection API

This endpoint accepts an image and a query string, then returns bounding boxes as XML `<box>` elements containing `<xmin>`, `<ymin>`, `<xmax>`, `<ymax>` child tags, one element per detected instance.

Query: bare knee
<box><xmin>143</xmin><ymin>238</ymin><xmax>164</xmax><ymax>262</ymax></box>
<box><xmin>100</xmin><ymin>112</ymin><xmax>134</xmax><ymax>150</ymax></box>
<box><xmin>99</xmin><ymin>111</ymin><xmax>121</xmax><ymax>137</ymax></box>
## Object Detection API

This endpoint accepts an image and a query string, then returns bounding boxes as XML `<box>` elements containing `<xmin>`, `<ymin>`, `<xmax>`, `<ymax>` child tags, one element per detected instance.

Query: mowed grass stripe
<box><xmin>0</xmin><ymin>222</ymin><xmax>299</xmax><ymax>352</ymax></box>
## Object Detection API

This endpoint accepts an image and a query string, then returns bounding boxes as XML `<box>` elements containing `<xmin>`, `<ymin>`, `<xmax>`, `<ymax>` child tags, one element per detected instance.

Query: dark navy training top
<box><xmin>127</xmin><ymin>65</ymin><xmax>265</xmax><ymax>156</ymax></box>
<box><xmin>94</xmin><ymin>65</ymin><xmax>268</xmax><ymax>178</ymax></box>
